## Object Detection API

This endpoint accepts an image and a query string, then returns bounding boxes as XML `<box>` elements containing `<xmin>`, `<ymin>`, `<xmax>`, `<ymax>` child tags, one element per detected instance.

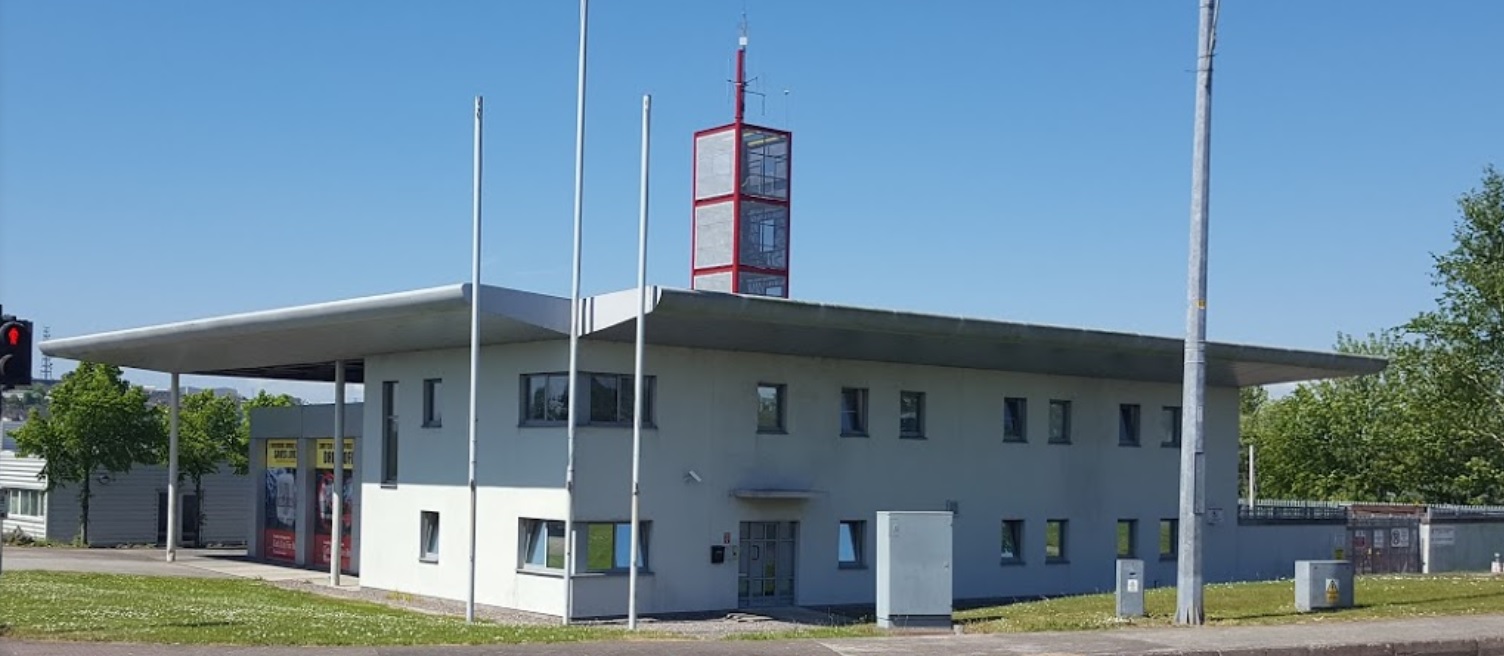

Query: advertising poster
<box><xmin>313</xmin><ymin>438</ymin><xmax>355</xmax><ymax>572</ymax></box>
<box><xmin>263</xmin><ymin>440</ymin><xmax>299</xmax><ymax>562</ymax></box>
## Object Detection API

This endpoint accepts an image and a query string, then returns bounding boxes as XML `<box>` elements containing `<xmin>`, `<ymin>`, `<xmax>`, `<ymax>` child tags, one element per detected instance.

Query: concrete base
<box><xmin>878</xmin><ymin>614</ymin><xmax>953</xmax><ymax>630</ymax></box>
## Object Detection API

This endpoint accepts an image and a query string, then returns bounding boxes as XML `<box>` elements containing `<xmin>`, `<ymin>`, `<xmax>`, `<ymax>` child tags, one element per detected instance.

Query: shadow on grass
<box><xmin>160</xmin><ymin>620</ymin><xmax>241</xmax><ymax>629</ymax></box>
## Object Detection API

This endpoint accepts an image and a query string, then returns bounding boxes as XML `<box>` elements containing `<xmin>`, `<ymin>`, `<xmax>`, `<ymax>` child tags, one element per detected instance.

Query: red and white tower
<box><xmin>691</xmin><ymin>24</ymin><xmax>792</xmax><ymax>297</ymax></box>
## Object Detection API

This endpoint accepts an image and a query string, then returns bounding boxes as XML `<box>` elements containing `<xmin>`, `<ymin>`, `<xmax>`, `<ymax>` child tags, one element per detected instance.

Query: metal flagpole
<box><xmin>332</xmin><ymin>359</ymin><xmax>345</xmax><ymax>587</ymax></box>
<box><xmin>1176</xmin><ymin>0</ymin><xmax>1219</xmax><ymax>627</ymax></box>
<box><xmin>466</xmin><ymin>95</ymin><xmax>484</xmax><ymax>624</ymax></box>
<box><xmin>628</xmin><ymin>93</ymin><xmax>651</xmax><ymax>630</ymax></box>
<box><xmin>562</xmin><ymin>0</ymin><xmax>589</xmax><ymax>626</ymax></box>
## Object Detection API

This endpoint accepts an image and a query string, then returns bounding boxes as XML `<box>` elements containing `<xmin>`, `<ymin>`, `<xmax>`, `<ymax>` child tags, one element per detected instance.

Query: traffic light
<box><xmin>0</xmin><ymin>317</ymin><xmax>33</xmax><ymax>388</ymax></box>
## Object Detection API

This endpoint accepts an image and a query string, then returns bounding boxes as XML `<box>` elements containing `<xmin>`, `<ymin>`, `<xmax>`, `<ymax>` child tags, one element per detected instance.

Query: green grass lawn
<box><xmin>0</xmin><ymin>570</ymin><xmax>644</xmax><ymax>646</ymax></box>
<box><xmin>957</xmin><ymin>574</ymin><xmax>1504</xmax><ymax>633</ymax></box>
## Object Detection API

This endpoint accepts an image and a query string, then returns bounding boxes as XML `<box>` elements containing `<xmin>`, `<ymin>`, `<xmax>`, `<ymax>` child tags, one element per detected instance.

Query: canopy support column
<box><xmin>166</xmin><ymin>372</ymin><xmax>180</xmax><ymax>562</ymax></box>
<box><xmin>332</xmin><ymin>359</ymin><xmax>346</xmax><ymax>586</ymax></box>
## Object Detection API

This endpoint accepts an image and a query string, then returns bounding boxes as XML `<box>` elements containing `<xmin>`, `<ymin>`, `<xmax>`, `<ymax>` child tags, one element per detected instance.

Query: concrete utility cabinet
<box><xmin>1116</xmin><ymin>559</ymin><xmax>1146</xmax><ymax>617</ymax></box>
<box><xmin>876</xmin><ymin>511</ymin><xmax>953</xmax><ymax>629</ymax></box>
<box><xmin>1295</xmin><ymin>560</ymin><xmax>1354</xmax><ymax>612</ymax></box>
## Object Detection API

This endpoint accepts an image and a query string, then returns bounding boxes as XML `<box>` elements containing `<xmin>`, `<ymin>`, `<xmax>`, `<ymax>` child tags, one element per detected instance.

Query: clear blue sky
<box><xmin>1</xmin><ymin>1</ymin><xmax>1499</xmax><ymax>402</ymax></box>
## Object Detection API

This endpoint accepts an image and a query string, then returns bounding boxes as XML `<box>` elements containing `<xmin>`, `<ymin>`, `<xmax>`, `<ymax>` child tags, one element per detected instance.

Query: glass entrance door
<box><xmin>738</xmin><ymin>521</ymin><xmax>797</xmax><ymax>607</ymax></box>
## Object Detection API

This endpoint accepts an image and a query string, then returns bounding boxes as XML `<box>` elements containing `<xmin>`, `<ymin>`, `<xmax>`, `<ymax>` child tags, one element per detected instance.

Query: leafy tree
<box><xmin>166</xmin><ymin>389</ymin><xmax>243</xmax><ymax>539</ymax></box>
<box><xmin>230</xmin><ymin>390</ymin><xmax>300</xmax><ymax>475</ymax></box>
<box><xmin>11</xmin><ymin>363</ymin><xmax>163</xmax><ymax>544</ymax></box>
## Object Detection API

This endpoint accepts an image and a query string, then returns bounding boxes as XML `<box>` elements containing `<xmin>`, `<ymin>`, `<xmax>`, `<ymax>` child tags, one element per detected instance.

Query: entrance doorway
<box><xmin>157</xmin><ymin>492</ymin><xmax>201</xmax><ymax>548</ymax></box>
<box><xmin>739</xmin><ymin>521</ymin><xmax>797</xmax><ymax>607</ymax></box>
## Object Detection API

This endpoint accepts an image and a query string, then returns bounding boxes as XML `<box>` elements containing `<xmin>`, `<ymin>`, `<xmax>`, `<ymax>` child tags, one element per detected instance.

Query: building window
<box><xmin>1162</xmin><ymin>406</ymin><xmax>1183</xmax><ymax>447</ymax></box>
<box><xmin>6</xmin><ymin>488</ymin><xmax>45</xmax><ymax>517</ymax></box>
<box><xmin>419</xmin><ymin>511</ymin><xmax>440</xmax><ymax>563</ymax></box>
<box><xmin>1160</xmin><ymin>519</ymin><xmax>1179</xmax><ymax>559</ymax></box>
<box><xmin>838</xmin><ymin>520</ymin><xmax>865</xmax><ymax>568</ymax></box>
<box><xmin>899</xmin><ymin>391</ymin><xmax>926</xmax><ymax>439</ymax></box>
<box><xmin>585</xmin><ymin>521</ymin><xmax>648</xmax><ymax>573</ymax></box>
<box><xmin>1046</xmin><ymin>519</ymin><xmax>1068</xmax><ymax>563</ymax></box>
<box><xmin>757</xmin><ymin>383</ymin><xmax>787</xmax><ymax>433</ymax></box>
<box><xmin>1048</xmin><ymin>399</ymin><xmax>1072</xmax><ymax>444</ymax></box>
<box><xmin>840</xmin><ymin>388</ymin><xmax>868</xmax><ymax>437</ymax></box>
<box><xmin>1000</xmin><ymin>520</ymin><xmax>1024</xmax><ymax>564</ymax></box>
<box><xmin>381</xmin><ymin>381</ymin><xmax>398</xmax><ymax>485</ymax></box>
<box><xmin>521</xmin><ymin>519</ymin><xmax>566</xmax><ymax>570</ymax></box>
<box><xmin>1119</xmin><ymin>404</ymin><xmax>1141</xmax><ymax>447</ymax></box>
<box><xmin>521</xmin><ymin>372</ymin><xmax>657</xmax><ymax>427</ymax></box>
<box><xmin>1003</xmin><ymin>397</ymin><xmax>1027</xmax><ymax>442</ymax></box>
<box><xmin>1118</xmin><ymin>519</ymin><xmax>1137</xmax><ymax>558</ymax></box>
<box><xmin>423</xmin><ymin>378</ymin><xmax>443</xmax><ymax>428</ymax></box>
<box><xmin>588</xmin><ymin>373</ymin><xmax>656</xmax><ymax>426</ymax></box>
<box><xmin>522</xmin><ymin>373</ymin><xmax>571</xmax><ymax>424</ymax></box>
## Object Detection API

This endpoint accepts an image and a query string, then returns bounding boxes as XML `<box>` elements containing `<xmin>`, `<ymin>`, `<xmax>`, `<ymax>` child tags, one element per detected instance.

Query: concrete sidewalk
<box><xmin>4</xmin><ymin>614</ymin><xmax>1504</xmax><ymax>656</ymax></box>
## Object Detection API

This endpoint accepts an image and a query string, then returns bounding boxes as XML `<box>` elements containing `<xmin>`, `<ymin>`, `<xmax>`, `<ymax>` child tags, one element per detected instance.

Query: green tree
<box><xmin>231</xmin><ymin>390</ymin><xmax>299</xmax><ymax>475</ymax></box>
<box><xmin>11</xmin><ymin>363</ymin><xmax>164</xmax><ymax>544</ymax></box>
<box><xmin>168</xmin><ymin>389</ymin><xmax>243</xmax><ymax>539</ymax></box>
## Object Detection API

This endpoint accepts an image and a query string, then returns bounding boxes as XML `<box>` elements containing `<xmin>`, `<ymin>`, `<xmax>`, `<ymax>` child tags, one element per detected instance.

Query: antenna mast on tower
<box><xmin>40</xmin><ymin>326</ymin><xmax>53</xmax><ymax>382</ymax></box>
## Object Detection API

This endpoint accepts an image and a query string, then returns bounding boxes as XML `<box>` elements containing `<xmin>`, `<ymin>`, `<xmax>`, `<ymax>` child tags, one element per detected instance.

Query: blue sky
<box><xmin>1</xmin><ymin>1</ymin><xmax>1499</xmax><ymax>402</ymax></box>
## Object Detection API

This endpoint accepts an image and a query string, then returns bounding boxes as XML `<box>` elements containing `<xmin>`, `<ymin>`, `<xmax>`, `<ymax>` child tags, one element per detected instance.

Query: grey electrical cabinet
<box><xmin>876</xmin><ymin>511</ymin><xmax>953</xmax><ymax>629</ymax></box>
<box><xmin>1116</xmin><ymin>558</ymin><xmax>1146</xmax><ymax>617</ymax></box>
<box><xmin>1295</xmin><ymin>560</ymin><xmax>1354</xmax><ymax>612</ymax></box>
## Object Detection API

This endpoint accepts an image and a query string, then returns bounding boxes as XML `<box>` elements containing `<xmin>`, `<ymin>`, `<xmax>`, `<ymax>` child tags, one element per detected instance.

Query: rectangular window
<box><xmin>838</xmin><ymin>520</ymin><xmax>865</xmax><ymax>568</ymax></box>
<box><xmin>1000</xmin><ymin>519</ymin><xmax>1024</xmax><ymax>564</ymax></box>
<box><xmin>6</xmin><ymin>488</ymin><xmax>45</xmax><ymax>517</ymax></box>
<box><xmin>757</xmin><ymin>383</ymin><xmax>787</xmax><ymax>433</ymax></box>
<box><xmin>381</xmin><ymin>381</ymin><xmax>399</xmax><ymax>485</ymax></box>
<box><xmin>423</xmin><ymin>378</ymin><xmax>443</xmax><ymax>428</ymax></box>
<box><xmin>1003</xmin><ymin>397</ymin><xmax>1027</xmax><ymax>442</ymax></box>
<box><xmin>521</xmin><ymin>518</ymin><xmax>566</xmax><ymax>570</ymax></box>
<box><xmin>1117</xmin><ymin>519</ymin><xmax>1137</xmax><ymax>558</ymax></box>
<box><xmin>840</xmin><ymin>388</ymin><xmax>868</xmax><ymax>436</ymax></box>
<box><xmin>585</xmin><ymin>521</ymin><xmax>648</xmax><ymax>572</ymax></box>
<box><xmin>419</xmin><ymin>511</ymin><xmax>440</xmax><ymax>562</ymax></box>
<box><xmin>1162</xmin><ymin>406</ymin><xmax>1183</xmax><ymax>447</ymax></box>
<box><xmin>1048</xmin><ymin>399</ymin><xmax>1072</xmax><ymax>444</ymax></box>
<box><xmin>1046</xmin><ymin>519</ymin><xmax>1068</xmax><ymax>562</ymax></box>
<box><xmin>1160</xmin><ymin>519</ymin><xmax>1179</xmax><ymax>559</ymax></box>
<box><xmin>899</xmin><ymin>391</ymin><xmax>926</xmax><ymax>439</ymax></box>
<box><xmin>522</xmin><ymin>373</ymin><xmax>571</xmax><ymax>424</ymax></box>
<box><xmin>588</xmin><ymin>374</ymin><xmax>656</xmax><ymax>426</ymax></box>
<box><xmin>1119</xmin><ymin>403</ymin><xmax>1141</xmax><ymax>447</ymax></box>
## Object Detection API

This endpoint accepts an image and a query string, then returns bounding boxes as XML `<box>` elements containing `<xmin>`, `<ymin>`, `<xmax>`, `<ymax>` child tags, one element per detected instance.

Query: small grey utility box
<box><xmin>876</xmin><ymin>511</ymin><xmax>953</xmax><ymax>629</ymax></box>
<box><xmin>1295</xmin><ymin>560</ymin><xmax>1354</xmax><ymax>612</ymax></box>
<box><xmin>1116</xmin><ymin>558</ymin><xmax>1145</xmax><ymax>617</ymax></box>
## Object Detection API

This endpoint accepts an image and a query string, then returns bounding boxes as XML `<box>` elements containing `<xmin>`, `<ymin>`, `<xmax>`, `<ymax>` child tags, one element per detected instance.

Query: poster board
<box><xmin>262</xmin><ymin>440</ymin><xmax>298</xmax><ymax>562</ymax></box>
<box><xmin>313</xmin><ymin>438</ymin><xmax>355</xmax><ymax>572</ymax></box>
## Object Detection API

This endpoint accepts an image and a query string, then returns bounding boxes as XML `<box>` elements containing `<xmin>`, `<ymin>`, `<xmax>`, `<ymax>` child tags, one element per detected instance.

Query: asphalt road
<box><xmin>0</xmin><ymin>545</ymin><xmax>234</xmax><ymax>578</ymax></box>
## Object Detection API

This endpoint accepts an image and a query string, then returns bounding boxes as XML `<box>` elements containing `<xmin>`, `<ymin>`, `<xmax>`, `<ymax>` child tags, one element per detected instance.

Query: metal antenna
<box><xmin>40</xmin><ymin>326</ymin><xmax>53</xmax><ymax>382</ymax></box>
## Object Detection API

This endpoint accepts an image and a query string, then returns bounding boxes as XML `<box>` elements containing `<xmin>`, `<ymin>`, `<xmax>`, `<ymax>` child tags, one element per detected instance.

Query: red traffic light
<box><xmin>5</xmin><ymin>326</ymin><xmax>18</xmax><ymax>346</ymax></box>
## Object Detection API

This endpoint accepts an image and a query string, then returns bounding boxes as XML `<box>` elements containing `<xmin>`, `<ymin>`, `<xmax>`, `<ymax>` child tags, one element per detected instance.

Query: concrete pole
<box><xmin>628</xmin><ymin>93</ymin><xmax>651</xmax><ymax>630</ymax></box>
<box><xmin>562</xmin><ymin>0</ymin><xmax>589</xmax><ymax>626</ymax></box>
<box><xmin>1175</xmin><ymin>0</ymin><xmax>1218</xmax><ymax>626</ymax></box>
<box><xmin>166</xmin><ymin>372</ymin><xmax>180</xmax><ymax>562</ymax></box>
<box><xmin>1248</xmin><ymin>443</ymin><xmax>1257</xmax><ymax>507</ymax></box>
<box><xmin>332</xmin><ymin>360</ymin><xmax>345</xmax><ymax>587</ymax></box>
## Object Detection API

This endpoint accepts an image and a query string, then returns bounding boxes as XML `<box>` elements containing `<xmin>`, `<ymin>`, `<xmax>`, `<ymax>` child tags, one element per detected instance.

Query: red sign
<box><xmin>265</xmin><ymin>528</ymin><xmax>296</xmax><ymax>562</ymax></box>
<box><xmin>313</xmin><ymin>534</ymin><xmax>353</xmax><ymax>572</ymax></box>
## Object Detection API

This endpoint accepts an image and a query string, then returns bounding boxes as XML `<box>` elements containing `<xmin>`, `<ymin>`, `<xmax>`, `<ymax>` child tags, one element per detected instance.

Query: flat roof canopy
<box><xmin>40</xmin><ymin>283</ymin><xmax>1386</xmax><ymax>387</ymax></box>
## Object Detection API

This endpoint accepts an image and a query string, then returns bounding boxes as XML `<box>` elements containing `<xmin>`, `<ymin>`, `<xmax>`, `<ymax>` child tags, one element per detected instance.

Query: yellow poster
<box><xmin>266</xmin><ymin>440</ymin><xmax>299</xmax><ymax>468</ymax></box>
<box><xmin>316</xmin><ymin>438</ymin><xmax>355</xmax><ymax>470</ymax></box>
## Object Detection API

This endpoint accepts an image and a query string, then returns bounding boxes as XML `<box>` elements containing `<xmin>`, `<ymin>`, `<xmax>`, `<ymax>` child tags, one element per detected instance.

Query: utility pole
<box><xmin>1176</xmin><ymin>0</ymin><xmax>1219</xmax><ymax>627</ymax></box>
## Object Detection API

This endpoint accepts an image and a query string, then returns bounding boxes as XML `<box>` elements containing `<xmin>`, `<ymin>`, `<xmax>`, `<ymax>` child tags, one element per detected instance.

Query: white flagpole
<box><xmin>562</xmin><ymin>0</ymin><xmax>589</xmax><ymax>626</ymax></box>
<box><xmin>628</xmin><ymin>93</ymin><xmax>651</xmax><ymax>630</ymax></box>
<box><xmin>466</xmin><ymin>94</ymin><xmax>483</xmax><ymax>624</ymax></box>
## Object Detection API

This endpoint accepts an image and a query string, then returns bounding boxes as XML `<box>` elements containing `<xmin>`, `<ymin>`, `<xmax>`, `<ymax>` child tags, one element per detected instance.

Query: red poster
<box><xmin>265</xmin><ymin>528</ymin><xmax>296</xmax><ymax>561</ymax></box>
<box><xmin>313</xmin><ymin>534</ymin><xmax>353</xmax><ymax>571</ymax></box>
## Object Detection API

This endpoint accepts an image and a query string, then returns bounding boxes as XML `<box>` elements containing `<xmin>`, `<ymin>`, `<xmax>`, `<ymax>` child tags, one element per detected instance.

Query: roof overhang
<box><xmin>40</xmin><ymin>283</ymin><xmax>1387</xmax><ymax>387</ymax></box>
<box><xmin>39</xmin><ymin>284</ymin><xmax>569</xmax><ymax>383</ymax></box>
<box><xmin>583</xmin><ymin>287</ymin><xmax>1387</xmax><ymax>388</ymax></box>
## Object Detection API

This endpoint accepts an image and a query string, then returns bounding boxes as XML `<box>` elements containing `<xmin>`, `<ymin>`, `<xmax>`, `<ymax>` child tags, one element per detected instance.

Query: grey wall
<box><xmin>42</xmin><ymin>463</ymin><xmax>249</xmax><ymax>547</ymax></box>
<box><xmin>1423</xmin><ymin>522</ymin><xmax>1504</xmax><ymax>573</ymax></box>
<box><xmin>1230</xmin><ymin>523</ymin><xmax>1346</xmax><ymax>582</ymax></box>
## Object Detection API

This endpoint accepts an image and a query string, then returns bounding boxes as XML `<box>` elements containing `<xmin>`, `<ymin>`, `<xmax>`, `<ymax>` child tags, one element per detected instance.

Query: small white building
<box><xmin>38</xmin><ymin>283</ymin><xmax>1383</xmax><ymax>617</ymax></box>
<box><xmin>2</xmin><ymin>420</ymin><xmax>249</xmax><ymax>547</ymax></box>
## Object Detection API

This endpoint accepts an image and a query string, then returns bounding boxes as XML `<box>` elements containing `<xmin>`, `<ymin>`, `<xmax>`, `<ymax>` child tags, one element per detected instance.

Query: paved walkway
<box><xmin>0</xmin><ymin>546</ymin><xmax>353</xmax><ymax>584</ymax></box>
<box><xmin>3</xmin><ymin>614</ymin><xmax>1503</xmax><ymax>656</ymax></box>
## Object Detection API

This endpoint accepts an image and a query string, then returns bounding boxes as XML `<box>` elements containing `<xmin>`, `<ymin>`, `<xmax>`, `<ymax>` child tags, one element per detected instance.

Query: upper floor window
<box><xmin>423</xmin><ymin>378</ymin><xmax>443</xmax><ymax>428</ymax></box>
<box><xmin>1003</xmin><ymin>397</ymin><xmax>1027</xmax><ymax>442</ymax></box>
<box><xmin>1119</xmin><ymin>403</ymin><xmax>1141</xmax><ymax>447</ymax></box>
<box><xmin>899</xmin><ymin>391</ymin><xmax>926</xmax><ymax>439</ymax></box>
<box><xmin>521</xmin><ymin>372</ymin><xmax>655</xmax><ymax>427</ymax></box>
<box><xmin>1048</xmin><ymin>399</ymin><xmax>1072</xmax><ymax>444</ymax></box>
<box><xmin>840</xmin><ymin>387</ymin><xmax>869</xmax><ymax>437</ymax></box>
<box><xmin>758</xmin><ymin>383</ymin><xmax>787</xmax><ymax>433</ymax></box>
<box><xmin>1162</xmin><ymin>406</ymin><xmax>1183</xmax><ymax>447</ymax></box>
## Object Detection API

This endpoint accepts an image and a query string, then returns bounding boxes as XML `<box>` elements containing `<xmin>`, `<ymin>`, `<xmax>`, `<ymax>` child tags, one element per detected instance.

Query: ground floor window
<box><xmin>1160</xmin><ymin>519</ymin><xmax>1179</xmax><ymax>559</ymax></box>
<box><xmin>837</xmin><ymin>520</ymin><xmax>865</xmax><ymax>568</ymax></box>
<box><xmin>521</xmin><ymin>519</ymin><xmax>565</xmax><ymax>570</ymax></box>
<box><xmin>419</xmin><ymin>511</ymin><xmax>440</xmax><ymax>563</ymax></box>
<box><xmin>6</xmin><ymin>488</ymin><xmax>44</xmax><ymax>517</ymax></box>
<box><xmin>585</xmin><ymin>521</ymin><xmax>649</xmax><ymax>573</ymax></box>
